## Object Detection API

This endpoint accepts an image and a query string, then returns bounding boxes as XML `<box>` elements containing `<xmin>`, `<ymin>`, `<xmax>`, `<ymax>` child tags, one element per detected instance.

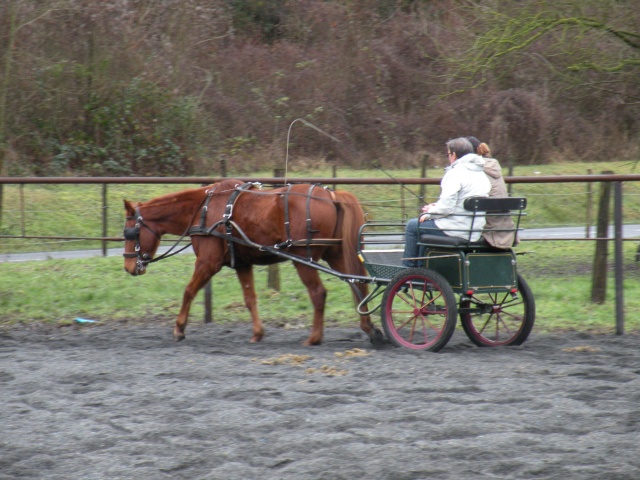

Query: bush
<box><xmin>48</xmin><ymin>79</ymin><xmax>202</xmax><ymax>176</ymax></box>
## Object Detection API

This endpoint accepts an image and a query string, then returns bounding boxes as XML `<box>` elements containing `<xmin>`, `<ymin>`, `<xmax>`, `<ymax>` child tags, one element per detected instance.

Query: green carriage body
<box><xmin>424</xmin><ymin>248</ymin><xmax>517</xmax><ymax>294</ymax></box>
<box><xmin>358</xmin><ymin>196</ymin><xmax>526</xmax><ymax>293</ymax></box>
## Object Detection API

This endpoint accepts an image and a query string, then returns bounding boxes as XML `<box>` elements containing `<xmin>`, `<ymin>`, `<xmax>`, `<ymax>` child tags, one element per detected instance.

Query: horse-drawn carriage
<box><xmin>356</xmin><ymin>196</ymin><xmax>534</xmax><ymax>351</ymax></box>
<box><xmin>123</xmin><ymin>180</ymin><xmax>534</xmax><ymax>352</ymax></box>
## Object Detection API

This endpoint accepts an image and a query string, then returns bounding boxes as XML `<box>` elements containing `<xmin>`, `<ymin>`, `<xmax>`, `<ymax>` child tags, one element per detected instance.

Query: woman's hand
<box><xmin>422</xmin><ymin>203</ymin><xmax>435</xmax><ymax>213</ymax></box>
<box><xmin>419</xmin><ymin>203</ymin><xmax>436</xmax><ymax>221</ymax></box>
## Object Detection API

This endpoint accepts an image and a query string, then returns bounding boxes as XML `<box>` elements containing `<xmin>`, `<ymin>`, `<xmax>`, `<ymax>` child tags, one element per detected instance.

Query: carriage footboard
<box><xmin>357</xmin><ymin>221</ymin><xmax>407</xmax><ymax>282</ymax></box>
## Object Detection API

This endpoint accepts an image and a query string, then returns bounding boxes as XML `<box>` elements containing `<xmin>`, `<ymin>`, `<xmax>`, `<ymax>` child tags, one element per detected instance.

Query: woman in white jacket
<box><xmin>402</xmin><ymin>137</ymin><xmax>491</xmax><ymax>267</ymax></box>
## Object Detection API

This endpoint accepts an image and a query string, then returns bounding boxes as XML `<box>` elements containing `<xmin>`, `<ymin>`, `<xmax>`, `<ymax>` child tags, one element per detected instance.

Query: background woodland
<box><xmin>0</xmin><ymin>0</ymin><xmax>639</xmax><ymax>177</ymax></box>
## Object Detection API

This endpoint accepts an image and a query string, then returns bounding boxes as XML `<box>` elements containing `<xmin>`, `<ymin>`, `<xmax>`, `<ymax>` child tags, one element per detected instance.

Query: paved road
<box><xmin>0</xmin><ymin>245</ymin><xmax>195</xmax><ymax>263</ymax></box>
<box><xmin>2</xmin><ymin>226</ymin><xmax>639</xmax><ymax>263</ymax></box>
<box><xmin>521</xmin><ymin>224</ymin><xmax>640</xmax><ymax>240</ymax></box>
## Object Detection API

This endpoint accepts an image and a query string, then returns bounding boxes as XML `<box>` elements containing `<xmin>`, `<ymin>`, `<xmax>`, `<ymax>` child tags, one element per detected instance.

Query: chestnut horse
<box><xmin>123</xmin><ymin>179</ymin><xmax>383</xmax><ymax>346</ymax></box>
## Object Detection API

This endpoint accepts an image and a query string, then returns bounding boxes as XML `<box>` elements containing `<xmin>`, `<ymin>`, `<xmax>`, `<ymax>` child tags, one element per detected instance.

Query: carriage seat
<box><xmin>419</xmin><ymin>234</ymin><xmax>489</xmax><ymax>248</ymax></box>
<box><xmin>418</xmin><ymin>196</ymin><xmax>527</xmax><ymax>250</ymax></box>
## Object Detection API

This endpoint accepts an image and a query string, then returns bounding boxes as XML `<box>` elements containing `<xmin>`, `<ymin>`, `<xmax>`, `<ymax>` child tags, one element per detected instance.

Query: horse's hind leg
<box><xmin>349</xmin><ymin>282</ymin><xmax>384</xmax><ymax>346</ymax></box>
<box><xmin>293</xmin><ymin>263</ymin><xmax>327</xmax><ymax>346</ymax></box>
<box><xmin>235</xmin><ymin>266</ymin><xmax>264</xmax><ymax>343</ymax></box>
<box><xmin>325</xmin><ymin>256</ymin><xmax>384</xmax><ymax>345</ymax></box>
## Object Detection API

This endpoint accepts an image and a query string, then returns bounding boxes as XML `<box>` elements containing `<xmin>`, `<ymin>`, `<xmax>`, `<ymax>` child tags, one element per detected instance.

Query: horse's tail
<box><xmin>332</xmin><ymin>190</ymin><xmax>367</xmax><ymax>277</ymax></box>
<box><xmin>332</xmin><ymin>190</ymin><xmax>382</xmax><ymax>343</ymax></box>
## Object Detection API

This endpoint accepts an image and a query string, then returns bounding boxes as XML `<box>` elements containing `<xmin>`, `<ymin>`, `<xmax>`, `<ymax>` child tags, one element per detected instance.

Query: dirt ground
<box><xmin>1</xmin><ymin>321</ymin><xmax>639</xmax><ymax>480</ymax></box>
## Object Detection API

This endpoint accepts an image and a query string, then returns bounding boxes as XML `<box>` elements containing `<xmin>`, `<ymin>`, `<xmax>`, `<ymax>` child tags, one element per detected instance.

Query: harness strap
<box><xmin>273</xmin><ymin>184</ymin><xmax>335</xmax><ymax>258</ymax></box>
<box><xmin>222</xmin><ymin>183</ymin><xmax>255</xmax><ymax>268</ymax></box>
<box><xmin>198</xmin><ymin>187</ymin><xmax>216</xmax><ymax>229</ymax></box>
<box><xmin>274</xmin><ymin>184</ymin><xmax>295</xmax><ymax>250</ymax></box>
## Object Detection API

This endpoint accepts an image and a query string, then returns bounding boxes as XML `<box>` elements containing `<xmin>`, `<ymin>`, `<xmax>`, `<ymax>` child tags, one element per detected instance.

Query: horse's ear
<box><xmin>124</xmin><ymin>200</ymin><xmax>135</xmax><ymax>216</ymax></box>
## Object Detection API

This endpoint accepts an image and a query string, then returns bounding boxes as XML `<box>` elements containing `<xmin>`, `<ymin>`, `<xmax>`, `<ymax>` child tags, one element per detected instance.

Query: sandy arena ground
<box><xmin>1</xmin><ymin>322</ymin><xmax>639</xmax><ymax>479</ymax></box>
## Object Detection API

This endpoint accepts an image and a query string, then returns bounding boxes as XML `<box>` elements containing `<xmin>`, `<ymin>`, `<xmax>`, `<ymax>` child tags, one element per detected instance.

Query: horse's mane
<box><xmin>143</xmin><ymin>179</ymin><xmax>244</xmax><ymax>209</ymax></box>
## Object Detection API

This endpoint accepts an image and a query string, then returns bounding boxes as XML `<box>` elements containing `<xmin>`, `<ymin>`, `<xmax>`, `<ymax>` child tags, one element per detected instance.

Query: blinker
<box><xmin>123</xmin><ymin>227</ymin><xmax>138</xmax><ymax>240</ymax></box>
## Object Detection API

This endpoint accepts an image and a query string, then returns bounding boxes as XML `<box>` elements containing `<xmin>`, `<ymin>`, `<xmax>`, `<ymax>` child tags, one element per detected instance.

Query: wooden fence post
<box><xmin>591</xmin><ymin>172</ymin><xmax>613</xmax><ymax>304</ymax></box>
<box><xmin>219</xmin><ymin>157</ymin><xmax>227</xmax><ymax>178</ymax></box>
<box><xmin>614</xmin><ymin>181</ymin><xmax>624</xmax><ymax>334</ymax></box>
<box><xmin>19</xmin><ymin>183</ymin><xmax>25</xmax><ymax>236</ymax></box>
<box><xmin>507</xmin><ymin>163</ymin><xmax>514</xmax><ymax>195</ymax></box>
<box><xmin>585</xmin><ymin>169</ymin><xmax>593</xmax><ymax>238</ymax></box>
<box><xmin>418</xmin><ymin>154</ymin><xmax>428</xmax><ymax>211</ymax></box>
<box><xmin>400</xmin><ymin>181</ymin><xmax>405</xmax><ymax>220</ymax></box>
<box><xmin>102</xmin><ymin>184</ymin><xmax>108</xmax><ymax>256</ymax></box>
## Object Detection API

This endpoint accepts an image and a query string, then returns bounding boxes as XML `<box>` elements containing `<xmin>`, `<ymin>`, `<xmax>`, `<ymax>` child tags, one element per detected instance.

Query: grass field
<box><xmin>1</xmin><ymin>161</ymin><xmax>640</xmax><ymax>334</ymax></box>
<box><xmin>1</xmin><ymin>244</ymin><xmax>639</xmax><ymax>335</ymax></box>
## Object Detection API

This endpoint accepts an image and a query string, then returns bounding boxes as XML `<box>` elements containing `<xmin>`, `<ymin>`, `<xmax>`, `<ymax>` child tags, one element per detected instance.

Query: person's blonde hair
<box><xmin>477</xmin><ymin>143</ymin><xmax>492</xmax><ymax>157</ymax></box>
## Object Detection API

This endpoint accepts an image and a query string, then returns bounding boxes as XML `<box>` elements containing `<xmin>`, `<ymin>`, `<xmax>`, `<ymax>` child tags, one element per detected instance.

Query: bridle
<box><xmin>123</xmin><ymin>206</ymin><xmax>161</xmax><ymax>273</ymax></box>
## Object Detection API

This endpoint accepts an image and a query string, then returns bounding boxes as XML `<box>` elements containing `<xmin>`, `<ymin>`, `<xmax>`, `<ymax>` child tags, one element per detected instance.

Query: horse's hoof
<box><xmin>370</xmin><ymin>328</ymin><xmax>385</xmax><ymax>346</ymax></box>
<box><xmin>173</xmin><ymin>332</ymin><xmax>186</xmax><ymax>342</ymax></box>
<box><xmin>249</xmin><ymin>335</ymin><xmax>263</xmax><ymax>343</ymax></box>
<box><xmin>303</xmin><ymin>338</ymin><xmax>322</xmax><ymax>346</ymax></box>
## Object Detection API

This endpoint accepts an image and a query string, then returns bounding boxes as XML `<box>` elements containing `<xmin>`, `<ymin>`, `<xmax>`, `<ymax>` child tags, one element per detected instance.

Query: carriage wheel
<box><xmin>460</xmin><ymin>274</ymin><xmax>535</xmax><ymax>347</ymax></box>
<box><xmin>381</xmin><ymin>268</ymin><xmax>458</xmax><ymax>352</ymax></box>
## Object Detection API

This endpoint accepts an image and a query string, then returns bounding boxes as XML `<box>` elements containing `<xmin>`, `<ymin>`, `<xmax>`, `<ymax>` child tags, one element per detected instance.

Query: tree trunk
<box><xmin>0</xmin><ymin>1</ymin><xmax>18</xmax><ymax>227</ymax></box>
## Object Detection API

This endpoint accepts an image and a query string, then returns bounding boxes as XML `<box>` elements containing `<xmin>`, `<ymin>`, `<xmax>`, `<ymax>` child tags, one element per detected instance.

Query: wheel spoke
<box><xmin>496</xmin><ymin>314</ymin><xmax>515</xmax><ymax>337</ymax></box>
<box><xmin>407</xmin><ymin>314</ymin><xmax>422</xmax><ymax>343</ymax></box>
<box><xmin>395</xmin><ymin>290</ymin><xmax>418</xmax><ymax>309</ymax></box>
<box><xmin>392</xmin><ymin>285</ymin><xmax>445</xmax><ymax>345</ymax></box>
<box><xmin>476</xmin><ymin>313</ymin><xmax>496</xmax><ymax>335</ymax></box>
<box><xmin>417</xmin><ymin>309</ymin><xmax>446</xmax><ymax>336</ymax></box>
<box><xmin>396</xmin><ymin>312</ymin><xmax>419</xmax><ymax>333</ymax></box>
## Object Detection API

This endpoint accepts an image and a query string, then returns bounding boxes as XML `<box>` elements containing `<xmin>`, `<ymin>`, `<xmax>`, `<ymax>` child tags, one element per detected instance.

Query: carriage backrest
<box><xmin>414</xmin><ymin>196</ymin><xmax>528</xmax><ymax>250</ymax></box>
<box><xmin>463</xmin><ymin>196</ymin><xmax>527</xmax><ymax>212</ymax></box>
<box><xmin>451</xmin><ymin>196</ymin><xmax>527</xmax><ymax>248</ymax></box>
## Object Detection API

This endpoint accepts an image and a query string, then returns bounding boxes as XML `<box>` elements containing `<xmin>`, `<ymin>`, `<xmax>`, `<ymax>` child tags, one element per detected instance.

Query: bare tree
<box><xmin>452</xmin><ymin>1</ymin><xmax>640</xmax><ymax>99</ymax></box>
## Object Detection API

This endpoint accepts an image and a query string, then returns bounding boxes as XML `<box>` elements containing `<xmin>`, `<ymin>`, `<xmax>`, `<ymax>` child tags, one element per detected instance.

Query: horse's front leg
<box><xmin>174</xmin><ymin>260</ymin><xmax>218</xmax><ymax>342</ymax></box>
<box><xmin>235</xmin><ymin>266</ymin><xmax>264</xmax><ymax>343</ymax></box>
<box><xmin>293</xmin><ymin>264</ymin><xmax>327</xmax><ymax>346</ymax></box>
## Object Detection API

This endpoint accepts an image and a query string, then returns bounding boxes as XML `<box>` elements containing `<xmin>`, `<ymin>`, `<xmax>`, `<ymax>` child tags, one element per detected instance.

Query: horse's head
<box><xmin>123</xmin><ymin>200</ymin><xmax>162</xmax><ymax>276</ymax></box>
